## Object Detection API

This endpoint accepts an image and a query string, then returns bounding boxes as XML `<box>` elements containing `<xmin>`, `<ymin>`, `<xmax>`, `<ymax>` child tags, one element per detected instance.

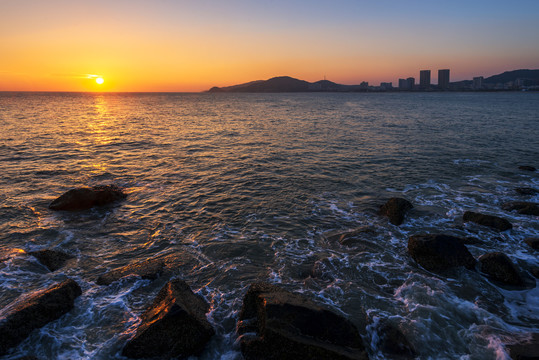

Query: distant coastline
<box><xmin>208</xmin><ymin>69</ymin><xmax>539</xmax><ymax>93</ymax></box>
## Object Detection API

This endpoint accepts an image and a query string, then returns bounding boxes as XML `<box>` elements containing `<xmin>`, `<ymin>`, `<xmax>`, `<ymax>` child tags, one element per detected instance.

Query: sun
<box><xmin>95</xmin><ymin>77</ymin><xmax>104</xmax><ymax>85</ymax></box>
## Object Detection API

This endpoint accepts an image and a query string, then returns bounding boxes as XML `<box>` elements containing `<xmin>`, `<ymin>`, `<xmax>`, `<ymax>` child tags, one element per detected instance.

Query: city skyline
<box><xmin>1</xmin><ymin>0</ymin><xmax>539</xmax><ymax>92</ymax></box>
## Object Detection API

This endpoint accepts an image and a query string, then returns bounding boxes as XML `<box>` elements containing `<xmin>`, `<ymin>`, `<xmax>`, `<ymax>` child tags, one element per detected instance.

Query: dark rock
<box><xmin>502</xmin><ymin>201</ymin><xmax>539</xmax><ymax>216</ymax></box>
<box><xmin>377</xmin><ymin>322</ymin><xmax>416</xmax><ymax>358</ymax></box>
<box><xmin>407</xmin><ymin>234</ymin><xmax>476</xmax><ymax>272</ymax></box>
<box><xmin>459</xmin><ymin>237</ymin><xmax>483</xmax><ymax>245</ymax></box>
<box><xmin>515</xmin><ymin>187</ymin><xmax>538</xmax><ymax>196</ymax></box>
<box><xmin>518</xmin><ymin>166</ymin><xmax>536</xmax><ymax>172</ymax></box>
<box><xmin>13</xmin><ymin>357</ymin><xmax>39</xmax><ymax>360</ymax></box>
<box><xmin>326</xmin><ymin>226</ymin><xmax>382</xmax><ymax>250</ymax></box>
<box><xmin>506</xmin><ymin>333</ymin><xmax>539</xmax><ymax>360</ymax></box>
<box><xmin>531</xmin><ymin>267</ymin><xmax>539</xmax><ymax>278</ymax></box>
<box><xmin>122</xmin><ymin>279</ymin><xmax>214</xmax><ymax>359</ymax></box>
<box><xmin>463</xmin><ymin>211</ymin><xmax>513</xmax><ymax>231</ymax></box>
<box><xmin>28</xmin><ymin>249</ymin><xmax>73</xmax><ymax>272</ymax></box>
<box><xmin>478</xmin><ymin>252</ymin><xmax>524</xmax><ymax>286</ymax></box>
<box><xmin>524</xmin><ymin>238</ymin><xmax>539</xmax><ymax>250</ymax></box>
<box><xmin>0</xmin><ymin>279</ymin><xmax>82</xmax><ymax>356</ymax></box>
<box><xmin>379</xmin><ymin>198</ymin><xmax>413</xmax><ymax>225</ymax></box>
<box><xmin>97</xmin><ymin>258</ymin><xmax>165</xmax><ymax>285</ymax></box>
<box><xmin>49</xmin><ymin>184</ymin><xmax>126</xmax><ymax>211</ymax></box>
<box><xmin>237</xmin><ymin>282</ymin><xmax>368</xmax><ymax>360</ymax></box>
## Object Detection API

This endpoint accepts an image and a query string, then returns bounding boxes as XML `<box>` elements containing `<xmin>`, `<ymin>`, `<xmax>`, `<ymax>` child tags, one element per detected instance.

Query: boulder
<box><xmin>518</xmin><ymin>166</ymin><xmax>536</xmax><ymax>172</ymax></box>
<box><xmin>237</xmin><ymin>282</ymin><xmax>368</xmax><ymax>360</ymax></box>
<box><xmin>506</xmin><ymin>333</ymin><xmax>539</xmax><ymax>360</ymax></box>
<box><xmin>478</xmin><ymin>252</ymin><xmax>524</xmax><ymax>286</ymax></box>
<box><xmin>49</xmin><ymin>185</ymin><xmax>126</xmax><ymax>211</ymax></box>
<box><xmin>502</xmin><ymin>201</ymin><xmax>539</xmax><ymax>216</ymax></box>
<box><xmin>463</xmin><ymin>211</ymin><xmax>512</xmax><ymax>231</ymax></box>
<box><xmin>0</xmin><ymin>279</ymin><xmax>82</xmax><ymax>356</ymax></box>
<box><xmin>531</xmin><ymin>267</ymin><xmax>539</xmax><ymax>279</ymax></box>
<box><xmin>379</xmin><ymin>198</ymin><xmax>413</xmax><ymax>225</ymax></box>
<box><xmin>122</xmin><ymin>279</ymin><xmax>214</xmax><ymax>359</ymax></box>
<box><xmin>377</xmin><ymin>322</ymin><xmax>416</xmax><ymax>358</ymax></box>
<box><xmin>515</xmin><ymin>187</ymin><xmax>538</xmax><ymax>196</ymax></box>
<box><xmin>407</xmin><ymin>234</ymin><xmax>476</xmax><ymax>272</ymax></box>
<box><xmin>28</xmin><ymin>249</ymin><xmax>73</xmax><ymax>272</ymax></box>
<box><xmin>524</xmin><ymin>238</ymin><xmax>539</xmax><ymax>250</ymax></box>
<box><xmin>97</xmin><ymin>258</ymin><xmax>165</xmax><ymax>285</ymax></box>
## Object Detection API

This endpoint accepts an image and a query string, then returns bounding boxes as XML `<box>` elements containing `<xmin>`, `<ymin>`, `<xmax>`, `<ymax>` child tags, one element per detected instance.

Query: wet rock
<box><xmin>506</xmin><ymin>333</ymin><xmax>539</xmax><ymax>360</ymax></box>
<box><xmin>515</xmin><ymin>187</ymin><xmax>538</xmax><ymax>196</ymax></box>
<box><xmin>377</xmin><ymin>322</ymin><xmax>416</xmax><ymax>359</ymax></box>
<box><xmin>502</xmin><ymin>201</ymin><xmax>539</xmax><ymax>216</ymax></box>
<box><xmin>49</xmin><ymin>184</ymin><xmax>126</xmax><ymax>211</ymax></box>
<box><xmin>237</xmin><ymin>282</ymin><xmax>368</xmax><ymax>360</ymax></box>
<box><xmin>530</xmin><ymin>267</ymin><xmax>539</xmax><ymax>279</ymax></box>
<box><xmin>122</xmin><ymin>279</ymin><xmax>214</xmax><ymax>359</ymax></box>
<box><xmin>326</xmin><ymin>226</ymin><xmax>382</xmax><ymax>250</ymax></box>
<box><xmin>0</xmin><ymin>279</ymin><xmax>82</xmax><ymax>356</ymax></box>
<box><xmin>407</xmin><ymin>234</ymin><xmax>476</xmax><ymax>272</ymax></box>
<box><xmin>97</xmin><ymin>258</ymin><xmax>165</xmax><ymax>285</ymax></box>
<box><xmin>524</xmin><ymin>238</ymin><xmax>539</xmax><ymax>250</ymax></box>
<box><xmin>459</xmin><ymin>236</ymin><xmax>483</xmax><ymax>245</ymax></box>
<box><xmin>28</xmin><ymin>249</ymin><xmax>73</xmax><ymax>272</ymax></box>
<box><xmin>518</xmin><ymin>165</ymin><xmax>536</xmax><ymax>172</ymax></box>
<box><xmin>463</xmin><ymin>211</ymin><xmax>512</xmax><ymax>231</ymax></box>
<box><xmin>478</xmin><ymin>252</ymin><xmax>523</xmax><ymax>286</ymax></box>
<box><xmin>379</xmin><ymin>198</ymin><xmax>413</xmax><ymax>225</ymax></box>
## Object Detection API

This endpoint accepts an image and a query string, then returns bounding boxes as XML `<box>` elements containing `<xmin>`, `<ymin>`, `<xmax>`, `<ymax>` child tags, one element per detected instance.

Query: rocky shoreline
<box><xmin>1</xmin><ymin>166</ymin><xmax>537</xmax><ymax>359</ymax></box>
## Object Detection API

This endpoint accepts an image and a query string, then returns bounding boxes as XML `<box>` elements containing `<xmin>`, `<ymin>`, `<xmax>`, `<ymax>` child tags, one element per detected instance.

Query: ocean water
<box><xmin>0</xmin><ymin>91</ymin><xmax>537</xmax><ymax>359</ymax></box>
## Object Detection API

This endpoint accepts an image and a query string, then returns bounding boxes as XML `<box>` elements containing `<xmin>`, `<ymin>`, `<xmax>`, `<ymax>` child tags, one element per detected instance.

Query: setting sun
<box><xmin>96</xmin><ymin>77</ymin><xmax>104</xmax><ymax>85</ymax></box>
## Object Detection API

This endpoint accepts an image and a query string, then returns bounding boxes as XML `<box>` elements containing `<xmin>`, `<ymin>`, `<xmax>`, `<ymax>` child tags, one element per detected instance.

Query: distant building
<box><xmin>380</xmin><ymin>82</ymin><xmax>393</xmax><ymax>90</ymax></box>
<box><xmin>473</xmin><ymin>76</ymin><xmax>484</xmax><ymax>89</ymax></box>
<box><xmin>419</xmin><ymin>70</ymin><xmax>431</xmax><ymax>89</ymax></box>
<box><xmin>399</xmin><ymin>78</ymin><xmax>415</xmax><ymax>90</ymax></box>
<box><xmin>360</xmin><ymin>81</ymin><xmax>369</xmax><ymax>89</ymax></box>
<box><xmin>438</xmin><ymin>69</ymin><xmax>450</xmax><ymax>89</ymax></box>
<box><xmin>398</xmin><ymin>78</ymin><xmax>407</xmax><ymax>89</ymax></box>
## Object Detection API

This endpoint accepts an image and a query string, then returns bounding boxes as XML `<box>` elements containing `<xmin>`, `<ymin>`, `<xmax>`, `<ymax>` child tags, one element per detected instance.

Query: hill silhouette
<box><xmin>484</xmin><ymin>69</ymin><xmax>539</xmax><ymax>83</ymax></box>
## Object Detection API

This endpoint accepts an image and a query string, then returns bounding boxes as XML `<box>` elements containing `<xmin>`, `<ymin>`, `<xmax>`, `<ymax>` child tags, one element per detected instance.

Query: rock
<box><xmin>377</xmin><ymin>322</ymin><xmax>416</xmax><ymax>358</ymax></box>
<box><xmin>97</xmin><ymin>258</ymin><xmax>165</xmax><ymax>285</ymax></box>
<box><xmin>478</xmin><ymin>252</ymin><xmax>523</xmax><ymax>286</ymax></box>
<box><xmin>515</xmin><ymin>187</ymin><xmax>538</xmax><ymax>196</ymax></box>
<box><xmin>407</xmin><ymin>234</ymin><xmax>476</xmax><ymax>272</ymax></box>
<box><xmin>531</xmin><ymin>267</ymin><xmax>539</xmax><ymax>278</ymax></box>
<box><xmin>463</xmin><ymin>211</ymin><xmax>512</xmax><ymax>231</ymax></box>
<box><xmin>237</xmin><ymin>282</ymin><xmax>368</xmax><ymax>360</ymax></box>
<box><xmin>0</xmin><ymin>279</ymin><xmax>82</xmax><ymax>356</ymax></box>
<box><xmin>506</xmin><ymin>333</ymin><xmax>539</xmax><ymax>360</ymax></box>
<box><xmin>326</xmin><ymin>226</ymin><xmax>383</xmax><ymax>250</ymax></box>
<box><xmin>122</xmin><ymin>279</ymin><xmax>214</xmax><ymax>359</ymax></box>
<box><xmin>379</xmin><ymin>198</ymin><xmax>413</xmax><ymax>225</ymax></box>
<box><xmin>524</xmin><ymin>238</ymin><xmax>539</xmax><ymax>250</ymax></box>
<box><xmin>28</xmin><ymin>249</ymin><xmax>73</xmax><ymax>272</ymax></box>
<box><xmin>502</xmin><ymin>201</ymin><xmax>539</xmax><ymax>216</ymax></box>
<box><xmin>49</xmin><ymin>184</ymin><xmax>126</xmax><ymax>211</ymax></box>
<box><xmin>518</xmin><ymin>166</ymin><xmax>536</xmax><ymax>172</ymax></box>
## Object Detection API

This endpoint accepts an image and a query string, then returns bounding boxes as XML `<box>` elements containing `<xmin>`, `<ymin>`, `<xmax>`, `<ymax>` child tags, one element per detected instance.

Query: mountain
<box><xmin>483</xmin><ymin>69</ymin><xmax>539</xmax><ymax>83</ymax></box>
<box><xmin>209</xmin><ymin>76</ymin><xmax>311</xmax><ymax>92</ymax></box>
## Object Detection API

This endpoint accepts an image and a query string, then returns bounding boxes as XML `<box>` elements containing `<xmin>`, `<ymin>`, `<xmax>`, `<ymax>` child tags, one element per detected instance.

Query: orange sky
<box><xmin>1</xmin><ymin>1</ymin><xmax>538</xmax><ymax>92</ymax></box>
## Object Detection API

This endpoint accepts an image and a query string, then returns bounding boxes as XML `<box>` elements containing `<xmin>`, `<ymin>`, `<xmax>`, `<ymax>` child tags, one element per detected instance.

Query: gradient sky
<box><xmin>1</xmin><ymin>0</ymin><xmax>538</xmax><ymax>92</ymax></box>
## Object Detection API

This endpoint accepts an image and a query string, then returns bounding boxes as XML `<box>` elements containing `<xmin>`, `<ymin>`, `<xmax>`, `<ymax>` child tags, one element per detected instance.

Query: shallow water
<box><xmin>0</xmin><ymin>91</ymin><xmax>538</xmax><ymax>359</ymax></box>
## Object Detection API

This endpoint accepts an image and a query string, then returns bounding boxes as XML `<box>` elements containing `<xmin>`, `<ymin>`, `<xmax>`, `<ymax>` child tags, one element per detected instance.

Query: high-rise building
<box><xmin>473</xmin><ymin>76</ymin><xmax>484</xmax><ymax>89</ymax></box>
<box><xmin>398</xmin><ymin>78</ymin><xmax>407</xmax><ymax>89</ymax></box>
<box><xmin>419</xmin><ymin>70</ymin><xmax>431</xmax><ymax>89</ymax></box>
<box><xmin>399</xmin><ymin>78</ymin><xmax>415</xmax><ymax>90</ymax></box>
<box><xmin>438</xmin><ymin>69</ymin><xmax>450</xmax><ymax>89</ymax></box>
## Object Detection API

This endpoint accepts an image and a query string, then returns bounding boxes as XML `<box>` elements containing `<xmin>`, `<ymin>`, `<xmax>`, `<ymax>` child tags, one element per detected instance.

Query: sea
<box><xmin>0</xmin><ymin>91</ymin><xmax>538</xmax><ymax>359</ymax></box>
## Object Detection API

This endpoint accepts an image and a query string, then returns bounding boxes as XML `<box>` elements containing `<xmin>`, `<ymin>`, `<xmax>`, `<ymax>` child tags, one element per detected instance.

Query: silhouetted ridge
<box><xmin>484</xmin><ymin>69</ymin><xmax>539</xmax><ymax>83</ymax></box>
